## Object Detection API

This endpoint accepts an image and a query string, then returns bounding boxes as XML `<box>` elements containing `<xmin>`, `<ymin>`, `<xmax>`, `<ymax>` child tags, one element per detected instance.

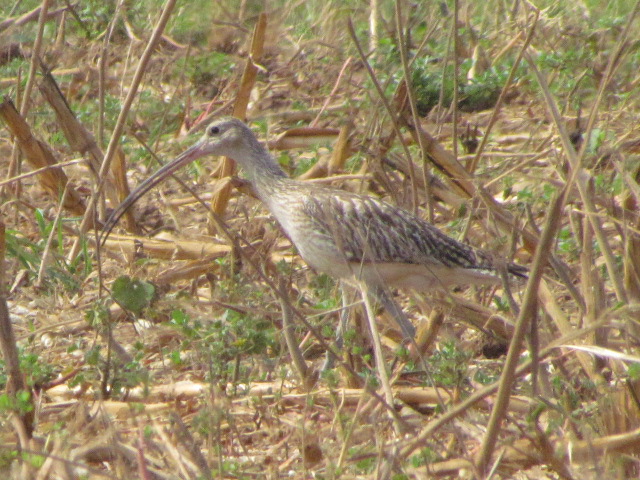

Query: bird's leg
<box><xmin>370</xmin><ymin>284</ymin><xmax>416</xmax><ymax>341</ymax></box>
<box><xmin>335</xmin><ymin>283</ymin><xmax>353</xmax><ymax>351</ymax></box>
<box><xmin>277</xmin><ymin>279</ymin><xmax>310</xmax><ymax>387</ymax></box>
<box><xmin>360</xmin><ymin>283</ymin><xmax>407</xmax><ymax>435</ymax></box>
<box><xmin>372</xmin><ymin>286</ymin><xmax>433</xmax><ymax>375</ymax></box>
<box><xmin>322</xmin><ymin>283</ymin><xmax>353</xmax><ymax>371</ymax></box>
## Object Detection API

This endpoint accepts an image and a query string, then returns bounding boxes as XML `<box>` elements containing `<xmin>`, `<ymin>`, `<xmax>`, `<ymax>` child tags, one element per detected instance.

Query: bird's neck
<box><xmin>236</xmin><ymin>142</ymin><xmax>290</xmax><ymax>201</ymax></box>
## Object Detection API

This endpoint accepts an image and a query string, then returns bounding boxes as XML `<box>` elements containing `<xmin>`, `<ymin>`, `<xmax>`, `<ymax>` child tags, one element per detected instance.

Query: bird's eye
<box><xmin>209</xmin><ymin>126</ymin><xmax>220</xmax><ymax>135</ymax></box>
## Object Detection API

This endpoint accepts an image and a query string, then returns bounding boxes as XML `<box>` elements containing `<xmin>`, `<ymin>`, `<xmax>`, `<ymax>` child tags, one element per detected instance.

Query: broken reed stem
<box><xmin>210</xmin><ymin>13</ymin><xmax>267</xmax><ymax>219</ymax></box>
<box><xmin>578</xmin><ymin>205</ymin><xmax>604</xmax><ymax>374</ymax></box>
<box><xmin>70</xmin><ymin>0</ymin><xmax>178</xmax><ymax>261</ymax></box>
<box><xmin>0</xmin><ymin>222</ymin><xmax>4</xmax><ymax>295</ymax></box>
<box><xmin>0</xmin><ymin>5</ymin><xmax>66</xmax><ymax>33</ymax></box>
<box><xmin>451</xmin><ymin>0</ymin><xmax>459</xmax><ymax>161</ymax></box>
<box><xmin>623</xmin><ymin>163</ymin><xmax>640</xmax><ymax>302</ymax></box>
<box><xmin>327</xmin><ymin>121</ymin><xmax>353</xmax><ymax>175</ymax></box>
<box><xmin>0</xmin><ymin>98</ymin><xmax>86</xmax><ymax>216</ymax></box>
<box><xmin>39</xmin><ymin>70</ymin><xmax>109</xmax><ymax>222</ymax></box>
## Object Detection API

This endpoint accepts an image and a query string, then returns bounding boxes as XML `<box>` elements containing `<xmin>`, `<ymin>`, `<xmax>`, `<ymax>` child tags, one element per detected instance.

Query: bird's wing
<box><xmin>302</xmin><ymin>191</ymin><xmax>494</xmax><ymax>271</ymax></box>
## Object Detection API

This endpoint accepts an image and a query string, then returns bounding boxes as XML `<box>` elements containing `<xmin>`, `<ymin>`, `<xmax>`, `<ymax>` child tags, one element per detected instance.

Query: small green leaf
<box><xmin>112</xmin><ymin>276</ymin><xmax>156</xmax><ymax>315</ymax></box>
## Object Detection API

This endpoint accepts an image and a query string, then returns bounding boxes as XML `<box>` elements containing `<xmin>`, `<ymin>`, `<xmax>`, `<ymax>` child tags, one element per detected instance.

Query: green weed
<box><xmin>16</xmin><ymin>351</ymin><xmax>54</xmax><ymax>388</ymax></box>
<box><xmin>4</xmin><ymin>212</ymin><xmax>87</xmax><ymax>292</ymax></box>
<box><xmin>427</xmin><ymin>342</ymin><xmax>472</xmax><ymax>389</ymax></box>
<box><xmin>111</xmin><ymin>275</ymin><xmax>157</xmax><ymax>316</ymax></box>
<box><xmin>169</xmin><ymin>308</ymin><xmax>276</xmax><ymax>383</ymax></box>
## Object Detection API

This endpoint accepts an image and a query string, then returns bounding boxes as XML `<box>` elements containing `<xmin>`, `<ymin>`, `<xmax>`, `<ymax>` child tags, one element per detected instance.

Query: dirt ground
<box><xmin>2</xmin><ymin>2</ymin><xmax>640</xmax><ymax>479</ymax></box>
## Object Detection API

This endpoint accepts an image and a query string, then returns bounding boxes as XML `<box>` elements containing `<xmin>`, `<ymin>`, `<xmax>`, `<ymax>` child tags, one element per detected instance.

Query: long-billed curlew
<box><xmin>103</xmin><ymin>117</ymin><xmax>526</xmax><ymax>349</ymax></box>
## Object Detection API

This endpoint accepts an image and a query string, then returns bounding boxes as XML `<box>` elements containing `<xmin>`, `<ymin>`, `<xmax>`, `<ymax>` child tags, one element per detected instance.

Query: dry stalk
<box><xmin>336</xmin><ymin>394</ymin><xmax>369</xmax><ymax>472</ymax></box>
<box><xmin>0</xmin><ymin>224</ymin><xmax>36</xmax><ymax>448</ymax></box>
<box><xmin>18</xmin><ymin>0</ymin><xmax>50</xmax><ymax>117</ymax></box>
<box><xmin>98</xmin><ymin>0</ymin><xmax>124</xmax><ymax>147</ymax></box>
<box><xmin>100</xmin><ymin>233</ymin><xmax>235</xmax><ymax>261</ymax></box>
<box><xmin>328</xmin><ymin>120</ymin><xmax>353</xmax><ymax>174</ymax></box>
<box><xmin>167</xmin><ymin>412</ymin><xmax>213</xmax><ymax>479</ymax></box>
<box><xmin>360</xmin><ymin>283</ymin><xmax>409</xmax><ymax>436</ymax></box>
<box><xmin>37</xmin><ymin>72</ymin><xmax>107</xmax><ymax>182</ymax></box>
<box><xmin>55</xmin><ymin>380</ymin><xmax>532</xmax><ymax>415</ymax></box>
<box><xmin>369</xmin><ymin>0</ymin><xmax>379</xmax><ymax>52</ymax></box>
<box><xmin>579</xmin><ymin>206</ymin><xmax>607</xmax><ymax>370</ymax></box>
<box><xmin>484</xmin><ymin>426</ymin><xmax>640</xmax><ymax>476</ymax></box>
<box><xmin>135</xmin><ymin>429</ymin><xmax>152</xmax><ymax>480</ymax></box>
<box><xmin>35</xmin><ymin>437</ymin><xmax>74</xmax><ymax>480</ymax></box>
<box><xmin>38</xmin><ymin>70</ymin><xmax>136</xmax><ymax>229</ymax></box>
<box><xmin>397</xmin><ymin>306</ymin><xmax>617</xmax><ymax>462</ymax></box>
<box><xmin>0</xmin><ymin>158</ymin><xmax>82</xmax><ymax>188</ymax></box>
<box><xmin>383</xmin><ymin>154</ymin><xmax>466</xmax><ymax>209</ymax></box>
<box><xmin>395</xmin><ymin>0</ymin><xmax>432</xmax><ymax>220</ymax></box>
<box><xmin>71</xmin><ymin>0</ymin><xmax>178</xmax><ymax>260</ymax></box>
<box><xmin>269</xmin><ymin>126</ymin><xmax>339</xmax><ymax>152</ymax></box>
<box><xmin>538</xmin><ymin>281</ymin><xmax>595</xmax><ymax>378</ymax></box>
<box><xmin>430</xmin><ymin>292</ymin><xmax>515</xmax><ymax>340</ymax></box>
<box><xmin>347</xmin><ymin>16</ymin><xmax>419</xmax><ymax>214</ymax></box>
<box><xmin>0</xmin><ymin>222</ymin><xmax>4</xmax><ymax>295</ymax></box>
<box><xmin>410</xmin><ymin>308</ymin><xmax>445</xmax><ymax>360</ymax></box>
<box><xmin>288</xmin><ymin>128</ymin><xmax>343</xmax><ymax>180</ymax></box>
<box><xmin>153</xmin><ymin>258</ymin><xmax>230</xmax><ymax>285</ymax></box>
<box><xmin>311</xmin><ymin>57</ymin><xmax>353</xmax><ymax>127</ymax></box>
<box><xmin>451</xmin><ymin>0</ymin><xmax>459</xmax><ymax>161</ymax></box>
<box><xmin>278</xmin><ymin>278</ymin><xmax>311</xmax><ymax>388</ymax></box>
<box><xmin>36</xmin><ymin>184</ymin><xmax>70</xmax><ymax>288</ymax></box>
<box><xmin>467</xmin><ymin>9</ymin><xmax>539</xmax><ymax>174</ymax></box>
<box><xmin>267</xmin><ymin>103</ymin><xmax>351</xmax><ymax>123</ymax></box>
<box><xmin>475</xmin><ymin>187</ymin><xmax>567</xmax><ymax>475</ymax></box>
<box><xmin>0</xmin><ymin>4</ymin><xmax>69</xmax><ymax>33</ymax></box>
<box><xmin>0</xmin><ymin>97</ymin><xmax>86</xmax><ymax>216</ymax></box>
<box><xmin>210</xmin><ymin>13</ymin><xmax>267</xmax><ymax>219</ymax></box>
<box><xmin>623</xmin><ymin>162</ymin><xmax>640</xmax><ymax>302</ymax></box>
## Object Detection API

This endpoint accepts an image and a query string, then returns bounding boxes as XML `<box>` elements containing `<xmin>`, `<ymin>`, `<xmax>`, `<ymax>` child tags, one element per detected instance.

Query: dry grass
<box><xmin>2</xmin><ymin>1</ymin><xmax>640</xmax><ymax>478</ymax></box>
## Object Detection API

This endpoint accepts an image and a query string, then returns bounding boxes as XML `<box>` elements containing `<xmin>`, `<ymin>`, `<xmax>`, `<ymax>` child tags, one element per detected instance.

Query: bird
<box><xmin>102</xmin><ymin>117</ymin><xmax>526</xmax><ymax>348</ymax></box>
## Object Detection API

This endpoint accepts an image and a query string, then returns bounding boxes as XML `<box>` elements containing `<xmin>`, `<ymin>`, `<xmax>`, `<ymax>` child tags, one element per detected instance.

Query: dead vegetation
<box><xmin>2</xmin><ymin>0</ymin><xmax>640</xmax><ymax>478</ymax></box>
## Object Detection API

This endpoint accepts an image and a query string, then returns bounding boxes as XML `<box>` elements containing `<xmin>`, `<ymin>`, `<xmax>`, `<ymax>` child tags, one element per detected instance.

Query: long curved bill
<box><xmin>99</xmin><ymin>137</ymin><xmax>208</xmax><ymax>246</ymax></box>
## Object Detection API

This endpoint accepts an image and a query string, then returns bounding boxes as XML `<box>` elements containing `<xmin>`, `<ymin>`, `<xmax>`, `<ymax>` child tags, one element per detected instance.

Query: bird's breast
<box><xmin>262</xmin><ymin>196</ymin><xmax>349</xmax><ymax>275</ymax></box>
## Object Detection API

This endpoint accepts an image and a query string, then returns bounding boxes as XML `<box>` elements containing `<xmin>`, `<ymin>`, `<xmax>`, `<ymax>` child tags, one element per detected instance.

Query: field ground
<box><xmin>2</xmin><ymin>1</ymin><xmax>640</xmax><ymax>478</ymax></box>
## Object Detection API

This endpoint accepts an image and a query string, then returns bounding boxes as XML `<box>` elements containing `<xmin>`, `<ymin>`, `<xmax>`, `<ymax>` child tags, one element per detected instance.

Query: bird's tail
<box><xmin>507</xmin><ymin>263</ymin><xmax>528</xmax><ymax>279</ymax></box>
<box><xmin>475</xmin><ymin>249</ymin><xmax>528</xmax><ymax>280</ymax></box>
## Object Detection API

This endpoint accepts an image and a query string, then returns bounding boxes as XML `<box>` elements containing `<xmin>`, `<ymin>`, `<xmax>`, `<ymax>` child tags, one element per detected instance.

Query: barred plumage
<box><xmin>103</xmin><ymin>117</ymin><xmax>526</xmax><ymax>341</ymax></box>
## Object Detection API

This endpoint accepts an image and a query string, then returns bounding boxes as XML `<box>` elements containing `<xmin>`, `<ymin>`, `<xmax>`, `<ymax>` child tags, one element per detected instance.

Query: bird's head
<box><xmin>100</xmin><ymin>117</ymin><xmax>257</xmax><ymax>244</ymax></box>
<box><xmin>190</xmin><ymin>117</ymin><xmax>254</xmax><ymax>159</ymax></box>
